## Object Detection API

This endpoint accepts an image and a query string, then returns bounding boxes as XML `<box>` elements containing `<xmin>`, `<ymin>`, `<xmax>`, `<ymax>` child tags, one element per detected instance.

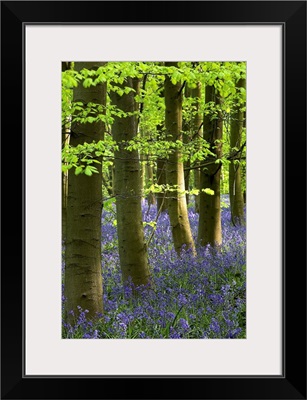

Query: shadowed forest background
<box><xmin>61</xmin><ymin>61</ymin><xmax>246</xmax><ymax>339</ymax></box>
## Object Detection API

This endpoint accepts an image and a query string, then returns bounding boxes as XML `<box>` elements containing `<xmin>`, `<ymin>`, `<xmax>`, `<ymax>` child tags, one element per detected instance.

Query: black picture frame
<box><xmin>1</xmin><ymin>1</ymin><xmax>306</xmax><ymax>399</ymax></box>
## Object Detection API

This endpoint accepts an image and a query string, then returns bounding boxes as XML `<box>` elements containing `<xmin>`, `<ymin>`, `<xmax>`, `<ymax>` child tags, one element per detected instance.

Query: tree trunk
<box><xmin>183</xmin><ymin>86</ymin><xmax>192</xmax><ymax>206</ymax></box>
<box><xmin>229</xmin><ymin>78</ymin><xmax>246</xmax><ymax>225</ymax></box>
<box><xmin>164</xmin><ymin>62</ymin><xmax>196</xmax><ymax>256</ymax></box>
<box><xmin>198</xmin><ymin>85</ymin><xmax>223</xmax><ymax>248</ymax></box>
<box><xmin>62</xmin><ymin>134</ymin><xmax>69</xmax><ymax>245</ymax></box>
<box><xmin>64</xmin><ymin>62</ymin><xmax>106</xmax><ymax>324</ymax></box>
<box><xmin>61</xmin><ymin>62</ymin><xmax>72</xmax><ymax>246</ymax></box>
<box><xmin>194</xmin><ymin>167</ymin><xmax>200</xmax><ymax>213</ymax></box>
<box><xmin>191</xmin><ymin>82</ymin><xmax>202</xmax><ymax>213</ymax></box>
<box><xmin>145</xmin><ymin>156</ymin><xmax>156</xmax><ymax>205</ymax></box>
<box><xmin>156</xmin><ymin>123</ymin><xmax>168</xmax><ymax>213</ymax></box>
<box><xmin>110</xmin><ymin>77</ymin><xmax>151</xmax><ymax>288</ymax></box>
<box><xmin>182</xmin><ymin>81</ymin><xmax>202</xmax><ymax>209</ymax></box>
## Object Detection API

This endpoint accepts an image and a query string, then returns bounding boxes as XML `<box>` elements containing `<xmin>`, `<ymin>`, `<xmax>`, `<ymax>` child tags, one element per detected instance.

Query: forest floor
<box><xmin>62</xmin><ymin>195</ymin><xmax>246</xmax><ymax>339</ymax></box>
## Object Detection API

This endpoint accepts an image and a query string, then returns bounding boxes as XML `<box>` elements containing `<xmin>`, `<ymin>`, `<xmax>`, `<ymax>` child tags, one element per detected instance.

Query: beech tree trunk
<box><xmin>61</xmin><ymin>62</ymin><xmax>71</xmax><ymax>245</ymax></box>
<box><xmin>191</xmin><ymin>82</ymin><xmax>202</xmax><ymax>213</ymax></box>
<box><xmin>64</xmin><ymin>62</ymin><xmax>106</xmax><ymax>324</ymax></box>
<box><xmin>145</xmin><ymin>157</ymin><xmax>156</xmax><ymax>205</ymax></box>
<box><xmin>229</xmin><ymin>78</ymin><xmax>246</xmax><ymax>225</ymax></box>
<box><xmin>156</xmin><ymin>123</ymin><xmax>168</xmax><ymax>213</ymax></box>
<box><xmin>183</xmin><ymin>81</ymin><xmax>202</xmax><ymax>208</ymax></box>
<box><xmin>110</xmin><ymin>77</ymin><xmax>151</xmax><ymax>287</ymax></box>
<box><xmin>164</xmin><ymin>62</ymin><xmax>196</xmax><ymax>256</ymax></box>
<box><xmin>183</xmin><ymin>86</ymin><xmax>192</xmax><ymax>206</ymax></box>
<box><xmin>198</xmin><ymin>85</ymin><xmax>223</xmax><ymax>248</ymax></box>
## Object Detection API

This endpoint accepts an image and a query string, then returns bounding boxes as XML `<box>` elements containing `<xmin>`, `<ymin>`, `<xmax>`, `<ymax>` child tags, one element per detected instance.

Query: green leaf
<box><xmin>83</xmin><ymin>78</ymin><xmax>93</xmax><ymax>88</ymax></box>
<box><xmin>75</xmin><ymin>166</ymin><xmax>83</xmax><ymax>175</ymax></box>
<box><xmin>189</xmin><ymin>188</ymin><xmax>200</xmax><ymax>196</ymax></box>
<box><xmin>62</xmin><ymin>164</ymin><xmax>71</xmax><ymax>173</ymax></box>
<box><xmin>103</xmin><ymin>198</ymin><xmax>115</xmax><ymax>210</ymax></box>
<box><xmin>202</xmin><ymin>188</ymin><xmax>215</xmax><ymax>195</ymax></box>
<box><xmin>143</xmin><ymin>221</ymin><xmax>157</xmax><ymax>229</ymax></box>
<box><xmin>84</xmin><ymin>166</ymin><xmax>93</xmax><ymax>176</ymax></box>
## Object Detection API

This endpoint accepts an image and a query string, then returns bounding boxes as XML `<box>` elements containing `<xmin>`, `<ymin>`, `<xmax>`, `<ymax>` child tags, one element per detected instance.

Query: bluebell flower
<box><xmin>177</xmin><ymin>293</ymin><xmax>188</xmax><ymax>306</ymax></box>
<box><xmin>209</xmin><ymin>318</ymin><xmax>221</xmax><ymax>335</ymax></box>
<box><xmin>63</xmin><ymin>196</ymin><xmax>246</xmax><ymax>339</ymax></box>
<box><xmin>178</xmin><ymin>318</ymin><xmax>190</xmax><ymax>332</ymax></box>
<box><xmin>170</xmin><ymin>327</ymin><xmax>181</xmax><ymax>339</ymax></box>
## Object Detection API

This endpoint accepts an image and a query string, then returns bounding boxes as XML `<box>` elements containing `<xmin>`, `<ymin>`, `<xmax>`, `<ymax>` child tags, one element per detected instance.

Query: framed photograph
<box><xmin>1</xmin><ymin>1</ymin><xmax>306</xmax><ymax>399</ymax></box>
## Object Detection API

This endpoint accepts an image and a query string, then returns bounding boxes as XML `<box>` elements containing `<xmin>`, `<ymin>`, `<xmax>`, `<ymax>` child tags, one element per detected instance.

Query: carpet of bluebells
<box><xmin>62</xmin><ymin>196</ymin><xmax>246</xmax><ymax>339</ymax></box>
